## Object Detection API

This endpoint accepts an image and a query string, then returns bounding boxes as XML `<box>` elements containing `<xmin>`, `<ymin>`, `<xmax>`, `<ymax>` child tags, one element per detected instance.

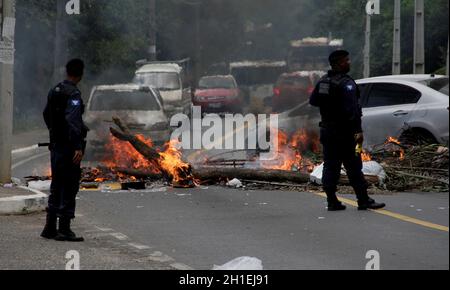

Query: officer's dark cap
<box><xmin>66</xmin><ymin>59</ymin><xmax>85</xmax><ymax>77</ymax></box>
<box><xmin>329</xmin><ymin>50</ymin><xmax>350</xmax><ymax>66</ymax></box>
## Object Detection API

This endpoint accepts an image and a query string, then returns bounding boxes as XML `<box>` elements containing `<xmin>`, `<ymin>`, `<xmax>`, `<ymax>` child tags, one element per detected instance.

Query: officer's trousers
<box><xmin>47</xmin><ymin>144</ymin><xmax>81</xmax><ymax>219</ymax></box>
<box><xmin>320</xmin><ymin>128</ymin><xmax>369</xmax><ymax>203</ymax></box>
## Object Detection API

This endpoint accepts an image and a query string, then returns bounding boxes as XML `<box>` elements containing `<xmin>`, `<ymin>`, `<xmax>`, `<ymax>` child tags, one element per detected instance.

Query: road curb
<box><xmin>0</xmin><ymin>186</ymin><xmax>48</xmax><ymax>215</ymax></box>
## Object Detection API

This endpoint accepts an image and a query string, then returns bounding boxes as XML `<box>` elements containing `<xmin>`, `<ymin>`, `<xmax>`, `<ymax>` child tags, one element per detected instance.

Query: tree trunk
<box><xmin>115</xmin><ymin>167</ymin><xmax>164</xmax><ymax>180</ymax></box>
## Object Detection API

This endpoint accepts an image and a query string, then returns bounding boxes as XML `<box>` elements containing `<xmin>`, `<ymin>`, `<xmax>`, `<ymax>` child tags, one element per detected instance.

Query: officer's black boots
<box><xmin>326</xmin><ymin>192</ymin><xmax>347</xmax><ymax>211</ymax></box>
<box><xmin>358</xmin><ymin>198</ymin><xmax>386</xmax><ymax>211</ymax></box>
<box><xmin>54</xmin><ymin>218</ymin><xmax>84</xmax><ymax>242</ymax></box>
<box><xmin>354</xmin><ymin>187</ymin><xmax>386</xmax><ymax>210</ymax></box>
<box><xmin>40</xmin><ymin>213</ymin><xmax>58</xmax><ymax>239</ymax></box>
<box><xmin>327</xmin><ymin>202</ymin><xmax>347</xmax><ymax>211</ymax></box>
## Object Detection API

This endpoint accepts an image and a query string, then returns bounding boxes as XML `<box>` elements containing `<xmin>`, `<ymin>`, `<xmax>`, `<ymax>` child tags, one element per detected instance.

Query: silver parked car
<box><xmin>84</xmin><ymin>84</ymin><xmax>171</xmax><ymax>160</ymax></box>
<box><xmin>356</xmin><ymin>74</ymin><xmax>449</xmax><ymax>147</ymax></box>
<box><xmin>277</xmin><ymin>74</ymin><xmax>449</xmax><ymax>149</ymax></box>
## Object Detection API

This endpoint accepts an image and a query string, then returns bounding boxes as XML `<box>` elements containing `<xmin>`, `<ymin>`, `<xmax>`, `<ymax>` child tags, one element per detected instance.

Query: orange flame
<box><xmin>361</xmin><ymin>150</ymin><xmax>372</xmax><ymax>162</ymax></box>
<box><xmin>103</xmin><ymin>134</ymin><xmax>160</xmax><ymax>173</ymax></box>
<box><xmin>386</xmin><ymin>136</ymin><xmax>405</xmax><ymax>161</ymax></box>
<box><xmin>387</xmin><ymin>136</ymin><xmax>401</xmax><ymax>145</ymax></box>
<box><xmin>289</xmin><ymin>128</ymin><xmax>321</xmax><ymax>154</ymax></box>
<box><xmin>159</xmin><ymin>140</ymin><xmax>192</xmax><ymax>184</ymax></box>
<box><xmin>261</xmin><ymin>129</ymin><xmax>298</xmax><ymax>171</ymax></box>
<box><xmin>261</xmin><ymin>128</ymin><xmax>320</xmax><ymax>172</ymax></box>
<box><xmin>102</xmin><ymin>134</ymin><xmax>194</xmax><ymax>185</ymax></box>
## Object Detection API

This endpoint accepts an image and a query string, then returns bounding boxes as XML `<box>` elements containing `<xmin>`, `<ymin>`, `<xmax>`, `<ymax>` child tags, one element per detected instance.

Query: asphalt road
<box><xmin>9</xmin><ymin>146</ymin><xmax>450</xmax><ymax>270</ymax></box>
<box><xmin>76</xmin><ymin>187</ymin><xmax>448</xmax><ymax>270</ymax></box>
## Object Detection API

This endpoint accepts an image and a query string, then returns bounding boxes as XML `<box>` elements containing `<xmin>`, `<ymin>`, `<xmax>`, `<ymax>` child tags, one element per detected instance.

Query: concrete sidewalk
<box><xmin>0</xmin><ymin>213</ymin><xmax>175</xmax><ymax>270</ymax></box>
<box><xmin>0</xmin><ymin>129</ymin><xmax>50</xmax><ymax>215</ymax></box>
<box><xmin>0</xmin><ymin>185</ymin><xmax>47</xmax><ymax>215</ymax></box>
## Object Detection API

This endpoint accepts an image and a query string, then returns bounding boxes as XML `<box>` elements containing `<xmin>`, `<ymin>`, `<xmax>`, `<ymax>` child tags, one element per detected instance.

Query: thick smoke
<box><xmin>12</xmin><ymin>0</ymin><xmax>450</xmax><ymax>133</ymax></box>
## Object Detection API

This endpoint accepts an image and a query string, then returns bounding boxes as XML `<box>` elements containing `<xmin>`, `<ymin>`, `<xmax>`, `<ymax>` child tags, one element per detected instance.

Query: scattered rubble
<box><xmin>28</xmin><ymin>180</ymin><xmax>51</xmax><ymax>191</ymax></box>
<box><xmin>373</xmin><ymin>143</ymin><xmax>449</xmax><ymax>192</ymax></box>
<box><xmin>227</xmin><ymin>178</ymin><xmax>243</xmax><ymax>188</ymax></box>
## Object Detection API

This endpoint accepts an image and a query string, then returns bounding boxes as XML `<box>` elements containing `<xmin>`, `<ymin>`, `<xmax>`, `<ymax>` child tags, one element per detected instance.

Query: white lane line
<box><xmin>128</xmin><ymin>243</ymin><xmax>151</xmax><ymax>250</ymax></box>
<box><xmin>89</xmin><ymin>224</ymin><xmax>194</xmax><ymax>269</ymax></box>
<box><xmin>145</xmin><ymin>251</ymin><xmax>175</xmax><ymax>263</ymax></box>
<box><xmin>170</xmin><ymin>263</ymin><xmax>194</xmax><ymax>270</ymax></box>
<box><xmin>109</xmin><ymin>232</ymin><xmax>129</xmax><ymax>241</ymax></box>
<box><xmin>12</xmin><ymin>152</ymin><xmax>49</xmax><ymax>170</ymax></box>
<box><xmin>12</xmin><ymin>145</ymin><xmax>39</xmax><ymax>155</ymax></box>
<box><xmin>95</xmin><ymin>226</ymin><xmax>114</xmax><ymax>232</ymax></box>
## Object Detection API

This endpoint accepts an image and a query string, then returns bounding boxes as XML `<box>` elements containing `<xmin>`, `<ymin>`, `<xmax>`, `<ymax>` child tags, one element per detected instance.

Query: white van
<box><xmin>133</xmin><ymin>62</ymin><xmax>192</xmax><ymax>116</ymax></box>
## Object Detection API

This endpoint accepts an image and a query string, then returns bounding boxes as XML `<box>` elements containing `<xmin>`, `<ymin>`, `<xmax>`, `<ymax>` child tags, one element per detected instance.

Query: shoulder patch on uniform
<box><xmin>54</xmin><ymin>87</ymin><xmax>61</xmax><ymax>93</ymax></box>
<box><xmin>345</xmin><ymin>84</ymin><xmax>354</xmax><ymax>91</ymax></box>
<box><xmin>71</xmin><ymin>99</ymin><xmax>81</xmax><ymax>106</ymax></box>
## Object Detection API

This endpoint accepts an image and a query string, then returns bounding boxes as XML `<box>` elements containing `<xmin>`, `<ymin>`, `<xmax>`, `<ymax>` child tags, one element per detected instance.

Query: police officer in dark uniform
<box><xmin>310</xmin><ymin>50</ymin><xmax>385</xmax><ymax>211</ymax></box>
<box><xmin>41</xmin><ymin>59</ymin><xmax>88</xmax><ymax>241</ymax></box>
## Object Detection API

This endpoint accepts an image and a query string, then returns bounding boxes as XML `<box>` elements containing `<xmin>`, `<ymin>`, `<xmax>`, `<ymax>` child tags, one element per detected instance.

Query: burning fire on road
<box><xmin>98</xmin><ymin>134</ymin><xmax>196</xmax><ymax>188</ymax></box>
<box><xmin>23</xmin><ymin>117</ymin><xmax>441</xmax><ymax>194</ymax></box>
<box><xmin>260</xmin><ymin>128</ymin><xmax>320</xmax><ymax>172</ymax></box>
<box><xmin>386</xmin><ymin>137</ymin><xmax>405</xmax><ymax>160</ymax></box>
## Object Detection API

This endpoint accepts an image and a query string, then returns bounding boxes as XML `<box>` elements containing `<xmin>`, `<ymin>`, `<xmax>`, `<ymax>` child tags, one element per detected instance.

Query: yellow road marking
<box><xmin>80</xmin><ymin>188</ymin><xmax>100</xmax><ymax>192</ymax></box>
<box><xmin>314</xmin><ymin>192</ymin><xmax>449</xmax><ymax>233</ymax></box>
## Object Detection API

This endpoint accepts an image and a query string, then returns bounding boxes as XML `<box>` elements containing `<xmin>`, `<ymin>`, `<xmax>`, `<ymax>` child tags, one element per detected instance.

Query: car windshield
<box><xmin>199</xmin><ymin>77</ymin><xmax>236</xmax><ymax>89</ymax></box>
<box><xmin>134</xmin><ymin>72</ymin><xmax>181</xmax><ymax>90</ymax></box>
<box><xmin>90</xmin><ymin>90</ymin><xmax>160</xmax><ymax>111</ymax></box>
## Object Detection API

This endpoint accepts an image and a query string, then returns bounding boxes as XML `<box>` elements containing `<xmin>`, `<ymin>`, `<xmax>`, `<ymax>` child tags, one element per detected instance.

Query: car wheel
<box><xmin>399</xmin><ymin>128</ymin><xmax>437</xmax><ymax>146</ymax></box>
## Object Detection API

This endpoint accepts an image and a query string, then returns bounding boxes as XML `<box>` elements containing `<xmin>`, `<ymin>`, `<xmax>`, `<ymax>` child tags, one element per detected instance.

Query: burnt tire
<box><xmin>399</xmin><ymin>129</ymin><xmax>437</xmax><ymax>146</ymax></box>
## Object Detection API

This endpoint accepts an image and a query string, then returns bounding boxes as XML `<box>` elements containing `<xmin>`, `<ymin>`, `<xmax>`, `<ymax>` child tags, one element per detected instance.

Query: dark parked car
<box><xmin>272</xmin><ymin>71</ymin><xmax>325</xmax><ymax>113</ymax></box>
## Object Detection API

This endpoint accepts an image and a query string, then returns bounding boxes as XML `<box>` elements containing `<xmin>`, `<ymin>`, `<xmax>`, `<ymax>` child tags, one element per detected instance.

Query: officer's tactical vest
<box><xmin>47</xmin><ymin>83</ymin><xmax>82</xmax><ymax>144</ymax></box>
<box><xmin>316</xmin><ymin>74</ymin><xmax>352</xmax><ymax>127</ymax></box>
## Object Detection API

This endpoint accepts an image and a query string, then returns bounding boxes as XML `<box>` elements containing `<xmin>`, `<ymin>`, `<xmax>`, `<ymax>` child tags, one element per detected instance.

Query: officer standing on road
<box><xmin>310</xmin><ymin>50</ymin><xmax>386</xmax><ymax>211</ymax></box>
<box><xmin>41</xmin><ymin>59</ymin><xmax>88</xmax><ymax>242</ymax></box>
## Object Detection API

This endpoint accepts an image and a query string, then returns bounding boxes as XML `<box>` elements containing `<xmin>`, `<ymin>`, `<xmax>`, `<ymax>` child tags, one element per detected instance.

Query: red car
<box><xmin>272</xmin><ymin>71</ymin><xmax>326</xmax><ymax>113</ymax></box>
<box><xmin>193</xmin><ymin>75</ymin><xmax>243</xmax><ymax>113</ymax></box>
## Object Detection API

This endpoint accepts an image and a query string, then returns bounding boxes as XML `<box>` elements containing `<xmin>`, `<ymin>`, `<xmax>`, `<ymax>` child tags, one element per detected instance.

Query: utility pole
<box><xmin>149</xmin><ymin>0</ymin><xmax>156</xmax><ymax>61</ymax></box>
<box><xmin>392</xmin><ymin>0</ymin><xmax>401</xmax><ymax>75</ymax></box>
<box><xmin>446</xmin><ymin>38</ymin><xmax>449</xmax><ymax>76</ymax></box>
<box><xmin>414</xmin><ymin>0</ymin><xmax>425</xmax><ymax>74</ymax></box>
<box><xmin>363</xmin><ymin>13</ymin><xmax>371</xmax><ymax>78</ymax></box>
<box><xmin>0</xmin><ymin>0</ymin><xmax>16</xmax><ymax>183</ymax></box>
<box><xmin>194</xmin><ymin>2</ymin><xmax>201</xmax><ymax>81</ymax></box>
<box><xmin>53</xmin><ymin>0</ymin><xmax>68</xmax><ymax>82</ymax></box>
